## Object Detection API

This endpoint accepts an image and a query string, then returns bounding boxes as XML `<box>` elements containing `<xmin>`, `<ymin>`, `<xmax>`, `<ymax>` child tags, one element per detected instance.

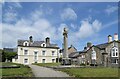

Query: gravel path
<box><xmin>29</xmin><ymin>65</ymin><xmax>70</xmax><ymax>77</ymax></box>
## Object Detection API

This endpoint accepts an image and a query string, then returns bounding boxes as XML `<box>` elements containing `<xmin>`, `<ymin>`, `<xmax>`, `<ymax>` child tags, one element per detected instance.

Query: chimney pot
<box><xmin>114</xmin><ymin>33</ymin><xmax>118</xmax><ymax>41</ymax></box>
<box><xmin>108</xmin><ymin>35</ymin><xmax>112</xmax><ymax>43</ymax></box>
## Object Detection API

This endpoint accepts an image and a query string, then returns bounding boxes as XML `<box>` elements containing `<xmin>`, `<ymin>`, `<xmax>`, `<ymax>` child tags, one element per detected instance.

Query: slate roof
<box><xmin>95</xmin><ymin>43</ymin><xmax>109</xmax><ymax>49</ymax></box>
<box><xmin>60</xmin><ymin>45</ymin><xmax>77</xmax><ymax>53</ymax></box>
<box><xmin>69</xmin><ymin>52</ymin><xmax>79</xmax><ymax>58</ymax></box>
<box><xmin>69</xmin><ymin>50</ymin><xmax>86</xmax><ymax>58</ymax></box>
<box><xmin>18</xmin><ymin>40</ymin><xmax>59</xmax><ymax>48</ymax></box>
<box><xmin>68</xmin><ymin>45</ymin><xmax>77</xmax><ymax>51</ymax></box>
<box><xmin>95</xmin><ymin>40</ymin><xmax>120</xmax><ymax>49</ymax></box>
<box><xmin>69</xmin><ymin>40</ymin><xmax>120</xmax><ymax>58</ymax></box>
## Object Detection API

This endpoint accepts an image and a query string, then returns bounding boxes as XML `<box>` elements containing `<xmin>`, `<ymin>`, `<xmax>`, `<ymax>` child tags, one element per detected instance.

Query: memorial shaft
<box><xmin>63</xmin><ymin>28</ymin><xmax>68</xmax><ymax>58</ymax></box>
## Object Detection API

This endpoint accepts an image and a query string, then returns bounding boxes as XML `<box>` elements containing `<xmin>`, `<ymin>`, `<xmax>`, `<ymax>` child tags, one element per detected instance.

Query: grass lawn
<box><xmin>33</xmin><ymin>63</ymin><xmax>60</xmax><ymax>67</ymax></box>
<box><xmin>0</xmin><ymin>62</ymin><xmax>33</xmax><ymax>77</ymax></box>
<box><xmin>59</xmin><ymin>67</ymin><xmax>119</xmax><ymax>77</ymax></box>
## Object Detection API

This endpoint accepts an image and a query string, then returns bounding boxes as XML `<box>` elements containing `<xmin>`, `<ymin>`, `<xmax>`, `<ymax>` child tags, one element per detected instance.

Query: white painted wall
<box><xmin>13</xmin><ymin>46</ymin><xmax>59</xmax><ymax>64</ymax></box>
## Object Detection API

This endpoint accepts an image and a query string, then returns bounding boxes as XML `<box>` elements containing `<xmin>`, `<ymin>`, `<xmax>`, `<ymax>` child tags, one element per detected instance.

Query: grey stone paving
<box><xmin>29</xmin><ymin>65</ymin><xmax>70</xmax><ymax>77</ymax></box>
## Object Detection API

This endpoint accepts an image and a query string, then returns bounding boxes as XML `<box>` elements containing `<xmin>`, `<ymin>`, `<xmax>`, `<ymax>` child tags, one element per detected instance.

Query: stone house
<box><xmin>60</xmin><ymin>45</ymin><xmax>77</xmax><ymax>58</ymax></box>
<box><xmin>69</xmin><ymin>33</ymin><xmax>119</xmax><ymax>67</ymax></box>
<box><xmin>85</xmin><ymin>33</ymin><xmax>119</xmax><ymax>67</ymax></box>
<box><xmin>12</xmin><ymin>36</ymin><xmax>59</xmax><ymax>65</ymax></box>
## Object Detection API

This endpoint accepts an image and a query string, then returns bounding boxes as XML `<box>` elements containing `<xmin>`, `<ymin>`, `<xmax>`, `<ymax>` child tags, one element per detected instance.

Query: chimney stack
<box><xmin>87</xmin><ymin>42</ymin><xmax>92</xmax><ymax>48</ymax></box>
<box><xmin>46</xmin><ymin>37</ymin><xmax>50</xmax><ymax>46</ymax></box>
<box><xmin>114</xmin><ymin>33</ymin><xmax>118</xmax><ymax>41</ymax></box>
<box><xmin>29</xmin><ymin>36</ymin><xmax>33</xmax><ymax>43</ymax></box>
<box><xmin>108</xmin><ymin>35</ymin><xmax>112</xmax><ymax>43</ymax></box>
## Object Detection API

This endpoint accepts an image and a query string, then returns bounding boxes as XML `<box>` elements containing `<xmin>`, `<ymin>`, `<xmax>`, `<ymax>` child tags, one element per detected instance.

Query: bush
<box><xmin>80</xmin><ymin>63</ymin><xmax>86</xmax><ymax>66</ymax></box>
<box><xmin>2</xmin><ymin>51</ymin><xmax>17</xmax><ymax>62</ymax></box>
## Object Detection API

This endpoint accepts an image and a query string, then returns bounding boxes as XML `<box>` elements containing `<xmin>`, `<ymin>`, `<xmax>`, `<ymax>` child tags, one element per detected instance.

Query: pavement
<box><xmin>29</xmin><ymin>64</ymin><xmax>70</xmax><ymax>77</ymax></box>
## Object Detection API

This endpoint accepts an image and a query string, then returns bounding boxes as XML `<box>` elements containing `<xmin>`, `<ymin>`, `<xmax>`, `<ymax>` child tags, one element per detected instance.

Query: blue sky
<box><xmin>1</xmin><ymin>2</ymin><xmax>118</xmax><ymax>50</ymax></box>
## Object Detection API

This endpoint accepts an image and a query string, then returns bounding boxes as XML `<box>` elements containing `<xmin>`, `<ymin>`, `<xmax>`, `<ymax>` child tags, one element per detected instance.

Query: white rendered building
<box><xmin>12</xmin><ymin>36</ymin><xmax>59</xmax><ymax>65</ymax></box>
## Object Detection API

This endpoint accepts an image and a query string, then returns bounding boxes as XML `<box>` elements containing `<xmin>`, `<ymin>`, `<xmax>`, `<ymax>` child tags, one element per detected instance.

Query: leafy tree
<box><xmin>0</xmin><ymin>49</ymin><xmax>2</xmax><ymax>62</ymax></box>
<box><xmin>2</xmin><ymin>50</ymin><xmax>17</xmax><ymax>62</ymax></box>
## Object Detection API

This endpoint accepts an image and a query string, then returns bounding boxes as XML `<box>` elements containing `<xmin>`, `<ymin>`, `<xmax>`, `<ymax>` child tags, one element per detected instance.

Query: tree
<box><xmin>0</xmin><ymin>49</ymin><xmax>3</xmax><ymax>62</ymax></box>
<box><xmin>2</xmin><ymin>51</ymin><xmax>17</xmax><ymax>62</ymax></box>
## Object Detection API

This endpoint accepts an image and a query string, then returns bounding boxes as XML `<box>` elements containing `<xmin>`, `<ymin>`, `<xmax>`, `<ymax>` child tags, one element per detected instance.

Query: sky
<box><xmin>1</xmin><ymin>2</ymin><xmax>118</xmax><ymax>50</ymax></box>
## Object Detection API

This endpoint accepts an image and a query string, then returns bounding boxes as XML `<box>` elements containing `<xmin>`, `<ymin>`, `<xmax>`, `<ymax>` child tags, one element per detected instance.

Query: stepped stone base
<box><xmin>61</xmin><ymin>58</ymin><xmax>71</xmax><ymax>65</ymax></box>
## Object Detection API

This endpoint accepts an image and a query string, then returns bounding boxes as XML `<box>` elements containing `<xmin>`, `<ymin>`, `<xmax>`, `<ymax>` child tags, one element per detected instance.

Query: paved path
<box><xmin>29</xmin><ymin>65</ymin><xmax>70</xmax><ymax>77</ymax></box>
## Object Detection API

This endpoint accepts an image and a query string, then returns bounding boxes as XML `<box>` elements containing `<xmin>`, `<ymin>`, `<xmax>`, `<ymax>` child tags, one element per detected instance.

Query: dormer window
<box><xmin>23</xmin><ymin>41</ymin><xmax>29</xmax><ymax>46</ymax></box>
<box><xmin>41</xmin><ymin>43</ymin><xmax>46</xmax><ymax>47</ymax></box>
<box><xmin>25</xmin><ymin>43</ymin><xmax>27</xmax><ymax>46</ymax></box>
<box><xmin>43</xmin><ymin>44</ymin><xmax>45</xmax><ymax>47</ymax></box>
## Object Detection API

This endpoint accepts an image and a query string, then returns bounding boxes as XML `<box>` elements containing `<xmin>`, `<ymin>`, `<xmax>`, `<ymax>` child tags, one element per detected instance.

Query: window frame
<box><xmin>24</xmin><ymin>49</ymin><xmax>28</xmax><ymax>55</ymax></box>
<box><xmin>91</xmin><ymin>50</ymin><xmax>96</xmax><ymax>60</ymax></box>
<box><xmin>42</xmin><ymin>50</ymin><xmax>46</xmax><ymax>56</ymax></box>
<box><xmin>42</xmin><ymin>59</ymin><xmax>45</xmax><ymax>63</ymax></box>
<box><xmin>111</xmin><ymin>47</ymin><xmax>118</xmax><ymax>57</ymax></box>
<box><xmin>23</xmin><ymin>41</ymin><xmax>29</xmax><ymax>46</ymax></box>
<box><xmin>52</xmin><ymin>59</ymin><xmax>55</xmax><ymax>63</ymax></box>
<box><xmin>24</xmin><ymin>58</ymin><xmax>28</xmax><ymax>64</ymax></box>
<box><xmin>52</xmin><ymin>51</ymin><xmax>55</xmax><ymax>56</ymax></box>
<box><xmin>34</xmin><ymin>51</ymin><xmax>38</xmax><ymax>61</ymax></box>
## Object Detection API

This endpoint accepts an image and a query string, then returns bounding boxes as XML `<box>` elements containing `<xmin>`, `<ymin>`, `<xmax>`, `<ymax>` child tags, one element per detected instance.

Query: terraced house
<box><xmin>69</xmin><ymin>33</ymin><xmax>120</xmax><ymax>67</ymax></box>
<box><xmin>12</xmin><ymin>36</ymin><xmax>59</xmax><ymax>64</ymax></box>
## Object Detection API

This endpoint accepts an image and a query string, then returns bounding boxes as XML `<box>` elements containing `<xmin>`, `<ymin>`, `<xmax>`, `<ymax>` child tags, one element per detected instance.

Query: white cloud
<box><xmin>61</xmin><ymin>8</ymin><xmax>77</xmax><ymax>21</ymax></box>
<box><xmin>105</xmin><ymin>5</ymin><xmax>118</xmax><ymax>15</ymax></box>
<box><xmin>2</xmin><ymin>17</ymin><xmax>57</xmax><ymax>47</ymax></box>
<box><xmin>2</xmin><ymin>6</ymin><xmax>58</xmax><ymax>48</ymax></box>
<box><xmin>56</xmin><ymin>18</ymin><xmax>102</xmax><ymax>47</ymax></box>
<box><xmin>31</xmin><ymin>10</ymin><xmax>43</xmax><ymax>21</ymax></box>
<box><xmin>2</xmin><ymin>4</ymin><xmax>60</xmax><ymax>48</ymax></box>
<box><xmin>92</xmin><ymin>20</ymin><xmax>102</xmax><ymax>32</ymax></box>
<box><xmin>75</xmin><ymin>17</ymin><xmax>102</xmax><ymax>39</ymax></box>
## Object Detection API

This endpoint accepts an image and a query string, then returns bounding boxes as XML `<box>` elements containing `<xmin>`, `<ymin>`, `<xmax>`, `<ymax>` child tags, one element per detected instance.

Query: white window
<box><xmin>23</xmin><ymin>41</ymin><xmax>29</xmax><ymax>46</ymax></box>
<box><xmin>24</xmin><ymin>58</ymin><xmax>28</xmax><ymax>64</ymax></box>
<box><xmin>113</xmin><ymin>52</ymin><xmax>115</xmax><ymax>56</ymax></box>
<box><xmin>82</xmin><ymin>55</ymin><xmax>85</xmax><ymax>58</ymax></box>
<box><xmin>34</xmin><ymin>51</ymin><xmax>38</xmax><ymax>62</ymax></box>
<box><xmin>52</xmin><ymin>59</ymin><xmax>55</xmax><ymax>63</ymax></box>
<box><xmin>52</xmin><ymin>51</ymin><xmax>55</xmax><ymax>56</ymax></box>
<box><xmin>91</xmin><ymin>50</ymin><xmax>96</xmax><ymax>60</ymax></box>
<box><xmin>111</xmin><ymin>47</ymin><xmax>118</xmax><ymax>57</ymax></box>
<box><xmin>24</xmin><ymin>50</ymin><xmax>28</xmax><ymax>55</ymax></box>
<box><xmin>42</xmin><ymin>51</ymin><xmax>45</xmax><ymax>56</ymax></box>
<box><xmin>42</xmin><ymin>59</ymin><xmax>45</xmax><ymax>63</ymax></box>
<box><xmin>116</xmin><ymin>59</ymin><xmax>118</xmax><ymax>64</ymax></box>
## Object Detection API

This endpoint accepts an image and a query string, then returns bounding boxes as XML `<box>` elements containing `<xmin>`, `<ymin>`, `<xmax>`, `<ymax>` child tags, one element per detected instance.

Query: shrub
<box><xmin>80</xmin><ymin>63</ymin><xmax>86</xmax><ymax>66</ymax></box>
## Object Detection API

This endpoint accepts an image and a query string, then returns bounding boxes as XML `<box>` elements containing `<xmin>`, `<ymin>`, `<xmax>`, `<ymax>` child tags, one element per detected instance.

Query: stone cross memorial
<box><xmin>61</xmin><ymin>28</ymin><xmax>71</xmax><ymax>65</ymax></box>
